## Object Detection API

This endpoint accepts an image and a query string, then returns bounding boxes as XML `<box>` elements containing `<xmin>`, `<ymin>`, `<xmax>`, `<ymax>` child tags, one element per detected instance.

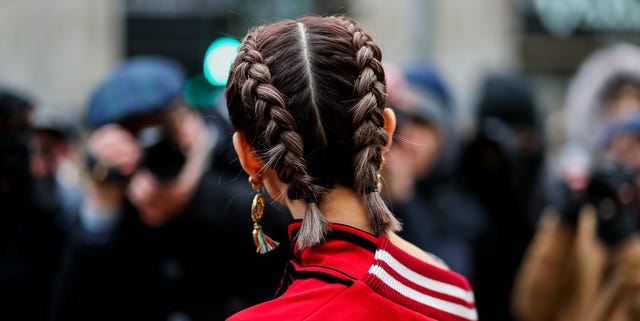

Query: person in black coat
<box><xmin>49</xmin><ymin>56</ymin><xmax>291</xmax><ymax>321</ymax></box>
<box><xmin>0</xmin><ymin>89</ymin><xmax>70</xmax><ymax>321</ymax></box>
<box><xmin>458</xmin><ymin>71</ymin><xmax>547</xmax><ymax>321</ymax></box>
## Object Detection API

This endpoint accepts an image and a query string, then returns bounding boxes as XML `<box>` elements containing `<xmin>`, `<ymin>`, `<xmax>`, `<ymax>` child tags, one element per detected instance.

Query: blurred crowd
<box><xmin>2</xmin><ymin>37</ymin><xmax>640</xmax><ymax>321</ymax></box>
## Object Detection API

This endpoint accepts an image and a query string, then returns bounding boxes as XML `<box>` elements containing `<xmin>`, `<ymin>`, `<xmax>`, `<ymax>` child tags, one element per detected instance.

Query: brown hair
<box><xmin>226</xmin><ymin>15</ymin><xmax>401</xmax><ymax>249</ymax></box>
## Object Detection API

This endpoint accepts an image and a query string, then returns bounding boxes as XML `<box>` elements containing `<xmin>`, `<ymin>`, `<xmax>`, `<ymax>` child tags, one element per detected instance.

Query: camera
<box><xmin>88</xmin><ymin>126</ymin><xmax>186</xmax><ymax>183</ymax></box>
<box><xmin>586</xmin><ymin>161</ymin><xmax>637</xmax><ymax>219</ymax></box>
<box><xmin>137</xmin><ymin>126</ymin><xmax>186</xmax><ymax>182</ymax></box>
<box><xmin>551</xmin><ymin>159</ymin><xmax>638</xmax><ymax>225</ymax></box>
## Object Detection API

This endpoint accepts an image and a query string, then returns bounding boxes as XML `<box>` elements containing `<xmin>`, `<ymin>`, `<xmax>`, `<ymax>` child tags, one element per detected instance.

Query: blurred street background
<box><xmin>2</xmin><ymin>0</ymin><xmax>638</xmax><ymax>151</ymax></box>
<box><xmin>3</xmin><ymin>1</ymin><xmax>640</xmax><ymax>320</ymax></box>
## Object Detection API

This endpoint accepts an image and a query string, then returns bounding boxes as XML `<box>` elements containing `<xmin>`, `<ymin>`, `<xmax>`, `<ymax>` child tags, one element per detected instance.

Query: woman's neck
<box><xmin>282</xmin><ymin>182</ymin><xmax>448</xmax><ymax>269</ymax></box>
<box><xmin>257</xmin><ymin>162</ymin><xmax>442</xmax><ymax>267</ymax></box>
<box><xmin>287</xmin><ymin>185</ymin><xmax>373</xmax><ymax>234</ymax></box>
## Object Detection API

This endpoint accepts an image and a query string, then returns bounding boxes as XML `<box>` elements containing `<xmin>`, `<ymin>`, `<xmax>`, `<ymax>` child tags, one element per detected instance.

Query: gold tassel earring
<box><xmin>249</xmin><ymin>176</ymin><xmax>279</xmax><ymax>254</ymax></box>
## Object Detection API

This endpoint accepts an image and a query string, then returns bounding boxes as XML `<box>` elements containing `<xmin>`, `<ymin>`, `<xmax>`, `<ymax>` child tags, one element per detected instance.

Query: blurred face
<box><xmin>608</xmin><ymin>132</ymin><xmax>640</xmax><ymax>170</ymax></box>
<box><xmin>126</xmin><ymin>107</ymin><xmax>206</xmax><ymax>227</ymax></box>
<box><xmin>514</xmin><ymin>126</ymin><xmax>542</xmax><ymax>155</ymax></box>
<box><xmin>383</xmin><ymin>119</ymin><xmax>440</xmax><ymax>203</ymax></box>
<box><xmin>88</xmin><ymin>106</ymin><xmax>207</xmax><ymax>227</ymax></box>
<box><xmin>604</xmin><ymin>85</ymin><xmax>640</xmax><ymax>120</ymax></box>
<box><xmin>397</xmin><ymin>120</ymin><xmax>441</xmax><ymax>179</ymax></box>
<box><xmin>607</xmin><ymin>132</ymin><xmax>640</xmax><ymax>191</ymax></box>
<box><xmin>30</xmin><ymin>129</ymin><xmax>69</xmax><ymax>178</ymax></box>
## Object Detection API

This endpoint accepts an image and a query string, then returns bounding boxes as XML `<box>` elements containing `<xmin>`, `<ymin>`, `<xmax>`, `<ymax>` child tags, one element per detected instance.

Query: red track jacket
<box><xmin>227</xmin><ymin>222</ymin><xmax>478</xmax><ymax>321</ymax></box>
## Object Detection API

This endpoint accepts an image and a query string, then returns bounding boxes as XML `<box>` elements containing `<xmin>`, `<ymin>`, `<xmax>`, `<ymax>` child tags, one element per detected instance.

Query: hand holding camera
<box><xmin>86</xmin><ymin>123</ymin><xmax>189</xmax><ymax>220</ymax></box>
<box><xmin>554</xmin><ymin>159</ymin><xmax>639</xmax><ymax>246</ymax></box>
<box><xmin>87</xmin><ymin>123</ymin><xmax>187</xmax><ymax>182</ymax></box>
<box><xmin>588</xmin><ymin>162</ymin><xmax>638</xmax><ymax>246</ymax></box>
<box><xmin>87</xmin><ymin>124</ymin><xmax>143</xmax><ymax>180</ymax></box>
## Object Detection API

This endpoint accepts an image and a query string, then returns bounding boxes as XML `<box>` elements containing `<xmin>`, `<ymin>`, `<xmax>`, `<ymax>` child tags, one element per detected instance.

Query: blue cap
<box><xmin>403</xmin><ymin>62</ymin><xmax>453</xmax><ymax>112</ymax></box>
<box><xmin>600</xmin><ymin>112</ymin><xmax>640</xmax><ymax>147</ymax></box>
<box><xmin>85</xmin><ymin>56</ymin><xmax>186</xmax><ymax>129</ymax></box>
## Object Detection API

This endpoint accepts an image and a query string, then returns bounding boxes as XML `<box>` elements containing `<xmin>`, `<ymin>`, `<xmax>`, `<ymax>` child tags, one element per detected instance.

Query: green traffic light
<box><xmin>203</xmin><ymin>37</ymin><xmax>241</xmax><ymax>86</ymax></box>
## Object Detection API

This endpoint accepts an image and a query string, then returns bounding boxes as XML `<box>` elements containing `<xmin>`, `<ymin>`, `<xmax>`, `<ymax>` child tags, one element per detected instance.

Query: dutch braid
<box><xmin>233</xmin><ymin>26</ymin><xmax>330</xmax><ymax>249</ymax></box>
<box><xmin>333</xmin><ymin>16</ymin><xmax>402</xmax><ymax>235</ymax></box>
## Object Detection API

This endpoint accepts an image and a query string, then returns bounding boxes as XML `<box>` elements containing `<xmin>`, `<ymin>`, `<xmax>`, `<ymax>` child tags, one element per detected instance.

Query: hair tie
<box><xmin>365</xmin><ymin>185</ymin><xmax>379</xmax><ymax>194</ymax></box>
<box><xmin>306</xmin><ymin>197</ymin><xmax>318</xmax><ymax>203</ymax></box>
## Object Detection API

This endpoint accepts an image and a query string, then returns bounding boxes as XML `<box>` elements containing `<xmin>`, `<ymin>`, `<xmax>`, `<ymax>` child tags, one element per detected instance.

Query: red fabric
<box><xmin>227</xmin><ymin>222</ymin><xmax>477</xmax><ymax>321</ymax></box>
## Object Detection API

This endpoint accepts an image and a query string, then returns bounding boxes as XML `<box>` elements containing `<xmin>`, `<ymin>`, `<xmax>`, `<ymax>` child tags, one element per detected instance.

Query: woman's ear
<box><xmin>232</xmin><ymin>132</ymin><xmax>264</xmax><ymax>177</ymax></box>
<box><xmin>382</xmin><ymin>108</ymin><xmax>397</xmax><ymax>149</ymax></box>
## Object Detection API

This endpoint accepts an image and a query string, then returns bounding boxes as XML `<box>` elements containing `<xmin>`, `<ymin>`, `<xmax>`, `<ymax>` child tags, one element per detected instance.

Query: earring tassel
<box><xmin>252</xmin><ymin>223</ymin><xmax>280</xmax><ymax>254</ymax></box>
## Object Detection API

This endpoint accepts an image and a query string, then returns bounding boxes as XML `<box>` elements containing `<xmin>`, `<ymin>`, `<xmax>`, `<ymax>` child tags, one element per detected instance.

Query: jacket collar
<box><xmin>287</xmin><ymin>220</ymin><xmax>378</xmax><ymax>279</ymax></box>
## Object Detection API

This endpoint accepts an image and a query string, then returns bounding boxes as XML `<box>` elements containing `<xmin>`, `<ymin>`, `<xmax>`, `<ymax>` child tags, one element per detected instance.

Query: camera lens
<box><xmin>138</xmin><ymin>126</ymin><xmax>186</xmax><ymax>182</ymax></box>
<box><xmin>587</xmin><ymin>161</ymin><xmax>636</xmax><ymax>217</ymax></box>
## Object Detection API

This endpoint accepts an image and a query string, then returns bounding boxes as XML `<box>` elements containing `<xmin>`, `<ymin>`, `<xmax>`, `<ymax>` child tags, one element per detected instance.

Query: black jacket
<box><xmin>49</xmin><ymin>169</ymin><xmax>291</xmax><ymax>321</ymax></box>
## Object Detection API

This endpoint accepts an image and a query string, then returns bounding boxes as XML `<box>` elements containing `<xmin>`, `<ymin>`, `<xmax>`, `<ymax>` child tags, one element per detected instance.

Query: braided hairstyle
<box><xmin>226</xmin><ymin>15</ymin><xmax>401</xmax><ymax>250</ymax></box>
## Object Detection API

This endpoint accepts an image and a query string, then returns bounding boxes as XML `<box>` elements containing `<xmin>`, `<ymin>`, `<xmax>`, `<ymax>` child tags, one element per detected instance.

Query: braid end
<box><xmin>367</xmin><ymin>192</ymin><xmax>402</xmax><ymax>235</ymax></box>
<box><xmin>295</xmin><ymin>202</ymin><xmax>331</xmax><ymax>250</ymax></box>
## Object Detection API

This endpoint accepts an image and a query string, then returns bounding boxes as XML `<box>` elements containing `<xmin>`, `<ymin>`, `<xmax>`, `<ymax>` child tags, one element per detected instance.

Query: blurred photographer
<box><xmin>0</xmin><ymin>88</ymin><xmax>71</xmax><ymax>321</ymax></box>
<box><xmin>50</xmin><ymin>56</ymin><xmax>290</xmax><ymax>321</ymax></box>
<box><xmin>512</xmin><ymin>42</ymin><xmax>640</xmax><ymax>321</ymax></box>
<box><xmin>513</xmin><ymin>118</ymin><xmax>640</xmax><ymax>321</ymax></box>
